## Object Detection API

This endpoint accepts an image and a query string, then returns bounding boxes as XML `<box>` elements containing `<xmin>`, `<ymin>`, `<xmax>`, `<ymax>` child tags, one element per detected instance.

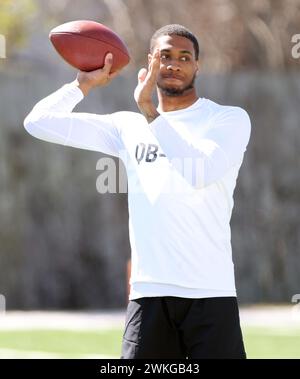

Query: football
<box><xmin>49</xmin><ymin>20</ymin><xmax>130</xmax><ymax>72</ymax></box>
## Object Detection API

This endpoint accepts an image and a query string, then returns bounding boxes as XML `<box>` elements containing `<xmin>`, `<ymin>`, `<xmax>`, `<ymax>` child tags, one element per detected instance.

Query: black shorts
<box><xmin>120</xmin><ymin>296</ymin><xmax>246</xmax><ymax>359</ymax></box>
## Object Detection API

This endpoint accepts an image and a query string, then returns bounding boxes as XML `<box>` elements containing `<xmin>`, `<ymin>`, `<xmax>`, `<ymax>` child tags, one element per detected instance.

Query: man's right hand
<box><xmin>73</xmin><ymin>53</ymin><xmax>120</xmax><ymax>96</ymax></box>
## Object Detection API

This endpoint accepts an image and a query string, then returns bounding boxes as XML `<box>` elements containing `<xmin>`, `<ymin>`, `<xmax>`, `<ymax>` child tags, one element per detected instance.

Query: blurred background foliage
<box><xmin>1</xmin><ymin>0</ymin><xmax>300</xmax><ymax>71</ymax></box>
<box><xmin>0</xmin><ymin>0</ymin><xmax>36</xmax><ymax>50</ymax></box>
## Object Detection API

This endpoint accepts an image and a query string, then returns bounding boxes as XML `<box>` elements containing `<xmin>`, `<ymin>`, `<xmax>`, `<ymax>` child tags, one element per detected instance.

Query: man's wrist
<box><xmin>72</xmin><ymin>79</ymin><xmax>92</xmax><ymax>97</ymax></box>
<box><xmin>137</xmin><ymin>102</ymin><xmax>160</xmax><ymax>123</ymax></box>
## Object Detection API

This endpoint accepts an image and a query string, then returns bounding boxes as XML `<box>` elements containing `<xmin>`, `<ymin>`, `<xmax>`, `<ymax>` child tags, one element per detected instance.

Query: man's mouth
<box><xmin>162</xmin><ymin>74</ymin><xmax>184</xmax><ymax>81</ymax></box>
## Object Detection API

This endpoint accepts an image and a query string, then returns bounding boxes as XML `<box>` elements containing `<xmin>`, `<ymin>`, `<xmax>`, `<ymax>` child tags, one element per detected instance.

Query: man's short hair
<box><xmin>150</xmin><ymin>24</ymin><xmax>200</xmax><ymax>60</ymax></box>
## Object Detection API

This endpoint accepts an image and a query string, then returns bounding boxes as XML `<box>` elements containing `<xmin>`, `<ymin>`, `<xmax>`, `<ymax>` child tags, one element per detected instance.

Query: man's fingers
<box><xmin>138</xmin><ymin>68</ymin><xmax>148</xmax><ymax>83</ymax></box>
<box><xmin>147</xmin><ymin>49</ymin><xmax>160</xmax><ymax>82</ymax></box>
<box><xmin>103</xmin><ymin>52</ymin><xmax>113</xmax><ymax>73</ymax></box>
<box><xmin>151</xmin><ymin>50</ymin><xmax>160</xmax><ymax>71</ymax></box>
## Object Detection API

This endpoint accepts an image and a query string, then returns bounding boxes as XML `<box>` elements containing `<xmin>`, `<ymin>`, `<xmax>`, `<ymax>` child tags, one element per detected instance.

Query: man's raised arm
<box><xmin>23</xmin><ymin>53</ymin><xmax>123</xmax><ymax>157</ymax></box>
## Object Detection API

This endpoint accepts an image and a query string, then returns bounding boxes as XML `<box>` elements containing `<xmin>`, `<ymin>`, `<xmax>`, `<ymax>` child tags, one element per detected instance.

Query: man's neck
<box><xmin>157</xmin><ymin>89</ymin><xmax>199</xmax><ymax>113</ymax></box>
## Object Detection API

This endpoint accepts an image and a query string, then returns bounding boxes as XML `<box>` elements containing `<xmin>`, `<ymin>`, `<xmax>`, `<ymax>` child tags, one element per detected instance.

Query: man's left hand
<box><xmin>134</xmin><ymin>49</ymin><xmax>160</xmax><ymax>123</ymax></box>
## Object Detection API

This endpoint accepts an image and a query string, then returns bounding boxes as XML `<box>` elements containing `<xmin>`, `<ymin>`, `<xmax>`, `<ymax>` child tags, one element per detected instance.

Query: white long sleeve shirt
<box><xmin>24</xmin><ymin>82</ymin><xmax>251</xmax><ymax>300</ymax></box>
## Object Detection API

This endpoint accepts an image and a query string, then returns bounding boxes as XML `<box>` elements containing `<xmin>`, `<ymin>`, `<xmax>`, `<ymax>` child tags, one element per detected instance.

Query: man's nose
<box><xmin>166</xmin><ymin>60</ymin><xmax>181</xmax><ymax>71</ymax></box>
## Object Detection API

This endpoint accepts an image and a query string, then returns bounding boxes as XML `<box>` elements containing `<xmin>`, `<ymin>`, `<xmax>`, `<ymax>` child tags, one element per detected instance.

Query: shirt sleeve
<box><xmin>149</xmin><ymin>107</ymin><xmax>251</xmax><ymax>188</ymax></box>
<box><xmin>23</xmin><ymin>82</ymin><xmax>123</xmax><ymax>158</ymax></box>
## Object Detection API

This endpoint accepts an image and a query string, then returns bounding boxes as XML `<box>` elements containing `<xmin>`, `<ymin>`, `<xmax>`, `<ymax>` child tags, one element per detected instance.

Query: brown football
<box><xmin>49</xmin><ymin>20</ymin><xmax>130</xmax><ymax>72</ymax></box>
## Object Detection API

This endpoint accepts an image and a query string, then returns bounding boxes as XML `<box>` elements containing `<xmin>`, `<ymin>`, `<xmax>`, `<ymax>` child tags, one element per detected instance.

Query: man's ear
<box><xmin>195</xmin><ymin>61</ymin><xmax>200</xmax><ymax>76</ymax></box>
<box><xmin>148</xmin><ymin>53</ymin><xmax>153</xmax><ymax>66</ymax></box>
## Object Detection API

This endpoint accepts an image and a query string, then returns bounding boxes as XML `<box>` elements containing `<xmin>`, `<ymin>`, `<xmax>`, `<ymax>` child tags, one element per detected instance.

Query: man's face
<box><xmin>149</xmin><ymin>34</ymin><xmax>199</xmax><ymax>97</ymax></box>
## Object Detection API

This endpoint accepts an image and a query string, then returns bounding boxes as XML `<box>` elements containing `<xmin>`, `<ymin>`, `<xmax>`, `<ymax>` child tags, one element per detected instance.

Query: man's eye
<box><xmin>160</xmin><ymin>55</ymin><xmax>190</xmax><ymax>61</ymax></box>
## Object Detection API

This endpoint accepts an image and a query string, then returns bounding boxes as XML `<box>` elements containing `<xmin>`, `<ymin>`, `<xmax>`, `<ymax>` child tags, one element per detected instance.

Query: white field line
<box><xmin>0</xmin><ymin>348</ymin><xmax>117</xmax><ymax>359</ymax></box>
<box><xmin>0</xmin><ymin>306</ymin><xmax>299</xmax><ymax>331</ymax></box>
<box><xmin>0</xmin><ymin>310</ymin><xmax>126</xmax><ymax>331</ymax></box>
<box><xmin>239</xmin><ymin>305</ymin><xmax>300</xmax><ymax>328</ymax></box>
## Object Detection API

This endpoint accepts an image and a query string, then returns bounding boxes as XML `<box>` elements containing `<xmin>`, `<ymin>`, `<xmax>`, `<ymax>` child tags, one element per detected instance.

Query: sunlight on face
<box><xmin>150</xmin><ymin>35</ymin><xmax>199</xmax><ymax>97</ymax></box>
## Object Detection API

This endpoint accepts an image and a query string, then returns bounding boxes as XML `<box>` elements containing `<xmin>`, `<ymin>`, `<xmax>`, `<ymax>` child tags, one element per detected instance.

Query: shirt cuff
<box><xmin>62</xmin><ymin>81</ymin><xmax>85</xmax><ymax>103</ymax></box>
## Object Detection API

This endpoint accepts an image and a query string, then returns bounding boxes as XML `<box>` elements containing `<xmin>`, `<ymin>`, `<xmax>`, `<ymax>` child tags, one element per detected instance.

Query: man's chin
<box><xmin>159</xmin><ymin>86</ymin><xmax>185</xmax><ymax>97</ymax></box>
<box><xmin>157</xmin><ymin>81</ymin><xmax>195</xmax><ymax>97</ymax></box>
<box><xmin>158</xmin><ymin>83</ymin><xmax>194</xmax><ymax>97</ymax></box>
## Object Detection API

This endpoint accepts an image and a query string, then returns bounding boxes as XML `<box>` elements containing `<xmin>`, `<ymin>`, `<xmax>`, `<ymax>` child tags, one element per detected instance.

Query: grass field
<box><xmin>0</xmin><ymin>329</ymin><xmax>122</xmax><ymax>358</ymax></box>
<box><xmin>0</xmin><ymin>326</ymin><xmax>300</xmax><ymax>358</ymax></box>
<box><xmin>243</xmin><ymin>326</ymin><xmax>300</xmax><ymax>359</ymax></box>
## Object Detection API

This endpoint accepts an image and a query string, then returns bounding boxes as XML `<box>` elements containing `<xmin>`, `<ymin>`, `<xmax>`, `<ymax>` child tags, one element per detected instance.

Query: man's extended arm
<box><xmin>24</xmin><ymin>53</ymin><xmax>123</xmax><ymax>157</ymax></box>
